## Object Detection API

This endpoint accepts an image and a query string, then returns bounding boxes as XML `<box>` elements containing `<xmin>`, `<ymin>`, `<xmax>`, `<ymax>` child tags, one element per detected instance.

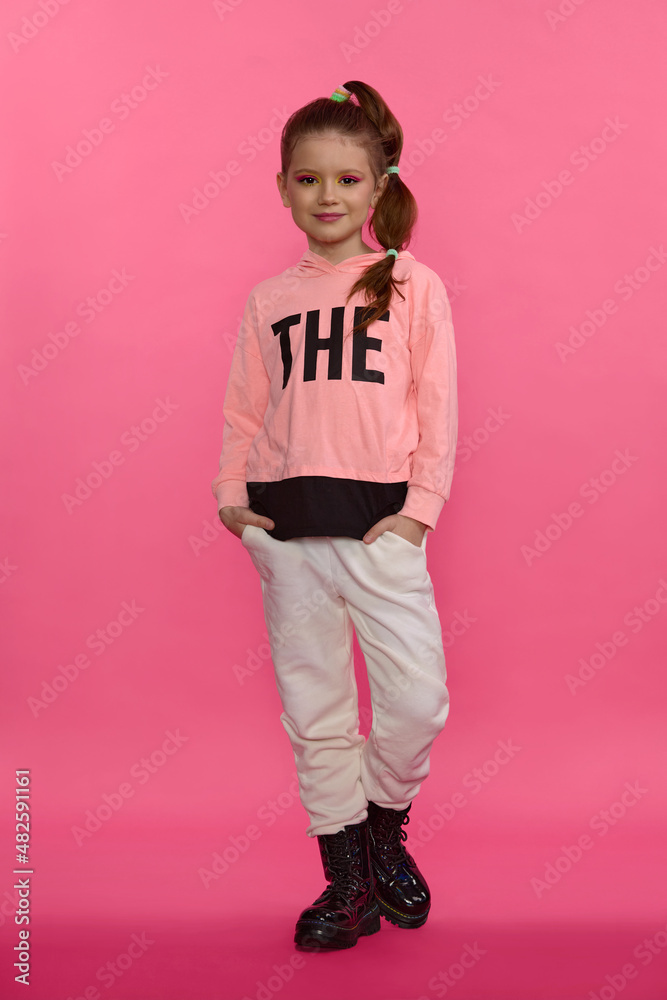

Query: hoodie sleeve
<box><xmin>211</xmin><ymin>292</ymin><xmax>271</xmax><ymax>511</ymax></box>
<box><xmin>399</xmin><ymin>268</ymin><xmax>459</xmax><ymax>532</ymax></box>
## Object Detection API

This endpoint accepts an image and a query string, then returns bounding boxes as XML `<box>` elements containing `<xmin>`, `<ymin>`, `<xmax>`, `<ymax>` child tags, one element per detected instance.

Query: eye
<box><xmin>295</xmin><ymin>175</ymin><xmax>360</xmax><ymax>185</ymax></box>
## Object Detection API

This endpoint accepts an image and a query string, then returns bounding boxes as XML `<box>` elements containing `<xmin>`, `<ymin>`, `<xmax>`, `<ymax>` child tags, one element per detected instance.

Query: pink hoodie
<box><xmin>212</xmin><ymin>247</ymin><xmax>458</xmax><ymax>535</ymax></box>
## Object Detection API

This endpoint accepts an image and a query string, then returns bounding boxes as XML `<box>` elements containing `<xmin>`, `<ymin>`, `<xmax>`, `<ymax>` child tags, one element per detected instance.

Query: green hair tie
<box><xmin>386</xmin><ymin>166</ymin><xmax>400</xmax><ymax>174</ymax></box>
<box><xmin>330</xmin><ymin>86</ymin><xmax>351</xmax><ymax>102</ymax></box>
<box><xmin>385</xmin><ymin>249</ymin><xmax>398</xmax><ymax>259</ymax></box>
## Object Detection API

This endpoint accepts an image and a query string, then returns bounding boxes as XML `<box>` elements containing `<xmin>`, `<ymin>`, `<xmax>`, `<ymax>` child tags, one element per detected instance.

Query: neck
<box><xmin>306</xmin><ymin>237</ymin><xmax>378</xmax><ymax>266</ymax></box>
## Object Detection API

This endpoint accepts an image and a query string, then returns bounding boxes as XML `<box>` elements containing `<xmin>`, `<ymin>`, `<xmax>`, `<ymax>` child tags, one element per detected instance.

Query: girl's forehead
<box><xmin>290</xmin><ymin>135</ymin><xmax>371</xmax><ymax>169</ymax></box>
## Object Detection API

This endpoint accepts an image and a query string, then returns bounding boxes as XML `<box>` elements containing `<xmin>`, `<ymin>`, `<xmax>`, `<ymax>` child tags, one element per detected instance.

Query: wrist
<box><xmin>397</xmin><ymin>514</ymin><xmax>428</xmax><ymax>530</ymax></box>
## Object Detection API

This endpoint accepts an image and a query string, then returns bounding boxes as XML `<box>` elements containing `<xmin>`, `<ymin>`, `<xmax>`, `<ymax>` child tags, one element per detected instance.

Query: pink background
<box><xmin>2</xmin><ymin>1</ymin><xmax>666</xmax><ymax>997</ymax></box>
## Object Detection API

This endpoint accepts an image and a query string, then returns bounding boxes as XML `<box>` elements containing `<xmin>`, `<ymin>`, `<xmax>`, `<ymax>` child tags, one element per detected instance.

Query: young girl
<box><xmin>212</xmin><ymin>81</ymin><xmax>458</xmax><ymax>952</ymax></box>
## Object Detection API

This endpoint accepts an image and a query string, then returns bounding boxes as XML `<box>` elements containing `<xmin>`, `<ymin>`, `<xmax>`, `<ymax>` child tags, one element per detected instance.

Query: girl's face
<box><xmin>277</xmin><ymin>134</ymin><xmax>388</xmax><ymax>260</ymax></box>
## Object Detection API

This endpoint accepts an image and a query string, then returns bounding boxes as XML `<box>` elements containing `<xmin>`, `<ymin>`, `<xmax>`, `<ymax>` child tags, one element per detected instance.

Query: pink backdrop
<box><xmin>2</xmin><ymin>1</ymin><xmax>666</xmax><ymax>997</ymax></box>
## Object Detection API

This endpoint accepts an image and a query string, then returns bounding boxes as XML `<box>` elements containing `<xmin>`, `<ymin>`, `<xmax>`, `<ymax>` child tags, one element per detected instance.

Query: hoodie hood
<box><xmin>289</xmin><ymin>247</ymin><xmax>415</xmax><ymax>277</ymax></box>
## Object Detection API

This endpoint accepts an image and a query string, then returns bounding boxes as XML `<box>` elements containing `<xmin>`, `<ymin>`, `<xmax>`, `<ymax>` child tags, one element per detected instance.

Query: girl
<box><xmin>212</xmin><ymin>81</ymin><xmax>458</xmax><ymax>952</ymax></box>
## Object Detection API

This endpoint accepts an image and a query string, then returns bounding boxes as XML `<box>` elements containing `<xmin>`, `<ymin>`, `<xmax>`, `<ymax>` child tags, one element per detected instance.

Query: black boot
<box><xmin>294</xmin><ymin>819</ymin><xmax>381</xmax><ymax>951</ymax></box>
<box><xmin>367</xmin><ymin>800</ymin><xmax>431</xmax><ymax>928</ymax></box>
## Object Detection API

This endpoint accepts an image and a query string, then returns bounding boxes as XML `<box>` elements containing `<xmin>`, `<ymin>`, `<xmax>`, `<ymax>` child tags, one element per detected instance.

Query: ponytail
<box><xmin>279</xmin><ymin>80</ymin><xmax>418</xmax><ymax>337</ymax></box>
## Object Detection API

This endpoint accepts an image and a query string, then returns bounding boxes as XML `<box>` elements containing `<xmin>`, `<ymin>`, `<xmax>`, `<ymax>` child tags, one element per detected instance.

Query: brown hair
<box><xmin>279</xmin><ymin>80</ymin><xmax>418</xmax><ymax>337</ymax></box>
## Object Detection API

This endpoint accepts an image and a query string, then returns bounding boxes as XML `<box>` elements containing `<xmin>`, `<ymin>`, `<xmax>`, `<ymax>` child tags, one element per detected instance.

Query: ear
<box><xmin>370</xmin><ymin>172</ymin><xmax>389</xmax><ymax>208</ymax></box>
<box><xmin>276</xmin><ymin>172</ymin><xmax>290</xmax><ymax>206</ymax></box>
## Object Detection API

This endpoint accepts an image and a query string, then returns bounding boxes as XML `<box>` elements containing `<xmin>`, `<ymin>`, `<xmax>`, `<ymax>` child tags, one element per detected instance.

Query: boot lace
<box><xmin>322</xmin><ymin>833</ymin><xmax>367</xmax><ymax>898</ymax></box>
<box><xmin>373</xmin><ymin>809</ymin><xmax>411</xmax><ymax>864</ymax></box>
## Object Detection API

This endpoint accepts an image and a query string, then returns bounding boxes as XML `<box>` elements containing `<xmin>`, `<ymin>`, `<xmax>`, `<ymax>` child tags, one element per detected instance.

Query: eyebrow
<box><xmin>292</xmin><ymin>168</ymin><xmax>366</xmax><ymax>174</ymax></box>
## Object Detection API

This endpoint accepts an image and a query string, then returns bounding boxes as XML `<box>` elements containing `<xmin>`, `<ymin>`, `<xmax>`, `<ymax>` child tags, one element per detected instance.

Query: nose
<box><xmin>318</xmin><ymin>180</ymin><xmax>339</xmax><ymax>205</ymax></box>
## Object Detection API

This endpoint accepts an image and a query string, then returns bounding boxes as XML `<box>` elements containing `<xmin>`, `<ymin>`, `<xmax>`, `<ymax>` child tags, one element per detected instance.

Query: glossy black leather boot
<box><xmin>367</xmin><ymin>800</ymin><xmax>431</xmax><ymax>928</ymax></box>
<box><xmin>294</xmin><ymin>819</ymin><xmax>381</xmax><ymax>951</ymax></box>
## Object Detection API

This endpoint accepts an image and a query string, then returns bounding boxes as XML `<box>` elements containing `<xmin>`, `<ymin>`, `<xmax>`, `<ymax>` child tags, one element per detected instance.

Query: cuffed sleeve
<box><xmin>400</xmin><ymin>271</ymin><xmax>458</xmax><ymax>532</ymax></box>
<box><xmin>211</xmin><ymin>293</ymin><xmax>270</xmax><ymax>512</ymax></box>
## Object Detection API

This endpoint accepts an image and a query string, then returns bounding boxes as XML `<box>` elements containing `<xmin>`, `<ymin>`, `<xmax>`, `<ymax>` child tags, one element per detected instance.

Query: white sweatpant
<box><xmin>240</xmin><ymin>524</ymin><xmax>450</xmax><ymax>838</ymax></box>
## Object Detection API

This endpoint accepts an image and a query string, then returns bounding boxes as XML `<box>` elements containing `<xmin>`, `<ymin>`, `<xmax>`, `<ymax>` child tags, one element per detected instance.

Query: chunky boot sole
<box><xmin>294</xmin><ymin>899</ymin><xmax>381</xmax><ymax>951</ymax></box>
<box><xmin>375</xmin><ymin>893</ymin><xmax>430</xmax><ymax>929</ymax></box>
